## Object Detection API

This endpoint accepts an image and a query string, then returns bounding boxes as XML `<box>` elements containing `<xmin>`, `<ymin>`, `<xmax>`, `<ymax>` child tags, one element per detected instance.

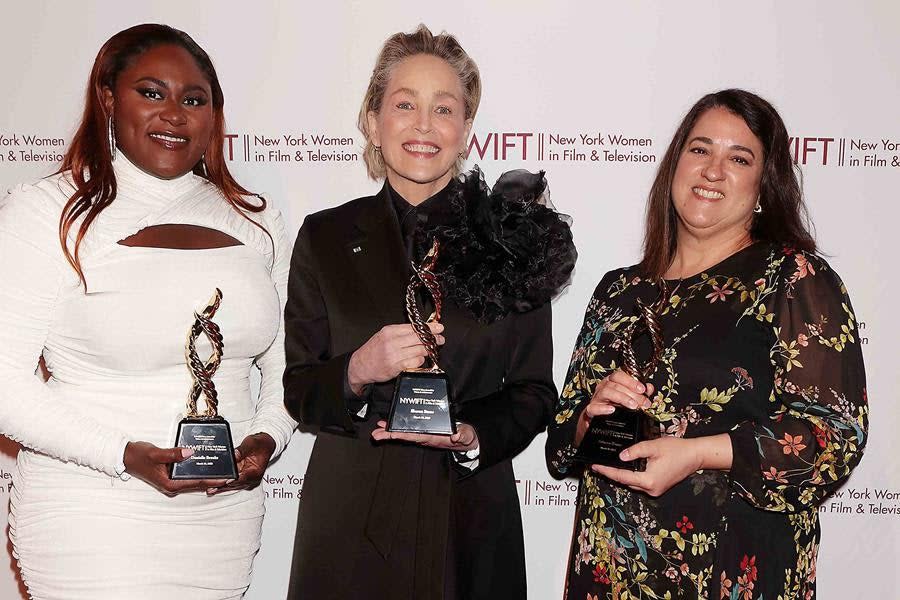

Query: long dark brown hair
<box><xmin>58</xmin><ymin>23</ymin><xmax>265</xmax><ymax>287</ymax></box>
<box><xmin>639</xmin><ymin>89</ymin><xmax>816</xmax><ymax>278</ymax></box>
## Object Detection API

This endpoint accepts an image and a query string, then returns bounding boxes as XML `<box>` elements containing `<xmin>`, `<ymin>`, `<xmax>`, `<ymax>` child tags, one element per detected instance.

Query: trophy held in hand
<box><xmin>575</xmin><ymin>285</ymin><xmax>670</xmax><ymax>471</ymax></box>
<box><xmin>170</xmin><ymin>288</ymin><xmax>239</xmax><ymax>480</ymax></box>
<box><xmin>387</xmin><ymin>239</ymin><xmax>456</xmax><ymax>436</ymax></box>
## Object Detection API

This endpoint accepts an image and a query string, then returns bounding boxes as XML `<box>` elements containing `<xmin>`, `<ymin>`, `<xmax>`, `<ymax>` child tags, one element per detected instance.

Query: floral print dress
<box><xmin>546</xmin><ymin>243</ymin><xmax>867</xmax><ymax>600</ymax></box>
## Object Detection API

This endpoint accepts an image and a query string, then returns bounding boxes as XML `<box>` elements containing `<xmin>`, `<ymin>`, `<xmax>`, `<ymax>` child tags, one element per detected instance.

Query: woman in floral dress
<box><xmin>546</xmin><ymin>89</ymin><xmax>867</xmax><ymax>600</ymax></box>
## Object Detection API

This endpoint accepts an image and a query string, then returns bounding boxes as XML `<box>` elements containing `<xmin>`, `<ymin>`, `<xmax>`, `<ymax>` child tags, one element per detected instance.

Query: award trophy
<box><xmin>386</xmin><ymin>239</ymin><xmax>456</xmax><ymax>435</ymax></box>
<box><xmin>575</xmin><ymin>286</ymin><xmax>667</xmax><ymax>471</ymax></box>
<box><xmin>170</xmin><ymin>288</ymin><xmax>239</xmax><ymax>480</ymax></box>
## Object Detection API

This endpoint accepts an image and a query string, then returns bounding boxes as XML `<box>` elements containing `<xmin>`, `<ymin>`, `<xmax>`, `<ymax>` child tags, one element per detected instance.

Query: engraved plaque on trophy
<box><xmin>386</xmin><ymin>239</ymin><xmax>456</xmax><ymax>436</ymax></box>
<box><xmin>170</xmin><ymin>288</ymin><xmax>239</xmax><ymax>480</ymax></box>
<box><xmin>575</xmin><ymin>285</ymin><xmax>668</xmax><ymax>471</ymax></box>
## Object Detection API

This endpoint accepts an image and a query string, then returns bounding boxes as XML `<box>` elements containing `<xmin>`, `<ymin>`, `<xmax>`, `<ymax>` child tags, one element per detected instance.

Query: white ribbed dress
<box><xmin>0</xmin><ymin>155</ymin><xmax>297</xmax><ymax>599</ymax></box>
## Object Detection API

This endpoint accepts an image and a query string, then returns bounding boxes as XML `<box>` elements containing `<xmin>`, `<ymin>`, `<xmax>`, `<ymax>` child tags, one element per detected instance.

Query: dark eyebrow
<box><xmin>133</xmin><ymin>77</ymin><xmax>210</xmax><ymax>95</ymax></box>
<box><xmin>730</xmin><ymin>144</ymin><xmax>756</xmax><ymax>158</ymax></box>
<box><xmin>688</xmin><ymin>136</ymin><xmax>756</xmax><ymax>159</ymax></box>
<box><xmin>134</xmin><ymin>76</ymin><xmax>169</xmax><ymax>88</ymax></box>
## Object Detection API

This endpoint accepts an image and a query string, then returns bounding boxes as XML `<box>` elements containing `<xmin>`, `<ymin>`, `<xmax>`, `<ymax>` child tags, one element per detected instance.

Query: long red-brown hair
<box><xmin>58</xmin><ymin>24</ymin><xmax>265</xmax><ymax>287</ymax></box>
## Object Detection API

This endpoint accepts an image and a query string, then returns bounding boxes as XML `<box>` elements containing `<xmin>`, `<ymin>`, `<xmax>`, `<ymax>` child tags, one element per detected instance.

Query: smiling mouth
<box><xmin>402</xmin><ymin>143</ymin><xmax>440</xmax><ymax>155</ymax></box>
<box><xmin>692</xmin><ymin>186</ymin><xmax>725</xmax><ymax>200</ymax></box>
<box><xmin>149</xmin><ymin>132</ymin><xmax>189</xmax><ymax>148</ymax></box>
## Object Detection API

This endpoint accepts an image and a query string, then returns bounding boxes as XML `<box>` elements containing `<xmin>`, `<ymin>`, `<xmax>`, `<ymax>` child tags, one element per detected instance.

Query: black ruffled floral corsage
<box><xmin>413</xmin><ymin>166</ymin><xmax>577</xmax><ymax>324</ymax></box>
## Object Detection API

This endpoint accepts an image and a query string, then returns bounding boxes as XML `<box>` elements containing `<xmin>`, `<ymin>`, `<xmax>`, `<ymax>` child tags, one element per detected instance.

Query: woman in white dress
<box><xmin>0</xmin><ymin>24</ymin><xmax>296</xmax><ymax>599</ymax></box>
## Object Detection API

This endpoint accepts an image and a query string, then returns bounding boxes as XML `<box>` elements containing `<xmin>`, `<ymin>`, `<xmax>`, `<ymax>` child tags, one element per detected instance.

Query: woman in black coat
<box><xmin>283</xmin><ymin>25</ymin><xmax>575</xmax><ymax>600</ymax></box>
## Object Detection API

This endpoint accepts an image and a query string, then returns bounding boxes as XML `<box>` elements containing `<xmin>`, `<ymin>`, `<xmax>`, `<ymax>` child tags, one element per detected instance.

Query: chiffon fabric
<box><xmin>547</xmin><ymin>243</ymin><xmax>867</xmax><ymax>600</ymax></box>
<box><xmin>0</xmin><ymin>155</ymin><xmax>296</xmax><ymax>599</ymax></box>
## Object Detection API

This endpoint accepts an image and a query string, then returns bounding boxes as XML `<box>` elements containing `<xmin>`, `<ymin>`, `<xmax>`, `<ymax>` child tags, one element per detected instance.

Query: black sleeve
<box><xmin>282</xmin><ymin>217</ymin><xmax>364</xmax><ymax>432</ymax></box>
<box><xmin>545</xmin><ymin>270</ymin><xmax>622</xmax><ymax>479</ymax></box>
<box><xmin>456</xmin><ymin>302</ymin><xmax>556</xmax><ymax>473</ymax></box>
<box><xmin>729</xmin><ymin>253</ymin><xmax>868</xmax><ymax>511</ymax></box>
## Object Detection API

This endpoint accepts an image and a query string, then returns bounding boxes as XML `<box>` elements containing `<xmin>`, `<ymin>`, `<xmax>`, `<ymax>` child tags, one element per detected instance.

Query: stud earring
<box><xmin>754</xmin><ymin>196</ymin><xmax>762</xmax><ymax>214</ymax></box>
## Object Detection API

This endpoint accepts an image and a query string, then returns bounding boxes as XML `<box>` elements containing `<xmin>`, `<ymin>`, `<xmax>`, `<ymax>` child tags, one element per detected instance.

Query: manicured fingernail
<box><xmin>225</xmin><ymin>479</ymin><xmax>235</xmax><ymax>485</ymax></box>
<box><xmin>207</xmin><ymin>488</ymin><xmax>217</xmax><ymax>494</ymax></box>
<box><xmin>601</xmin><ymin>405</ymin><xmax>615</xmax><ymax>414</ymax></box>
<box><xmin>620</xmin><ymin>449</ymin><xmax>631</xmax><ymax>460</ymax></box>
<box><xmin>635</xmin><ymin>382</ymin><xmax>645</xmax><ymax>393</ymax></box>
<box><xmin>181</xmin><ymin>448</ymin><xmax>194</xmax><ymax>458</ymax></box>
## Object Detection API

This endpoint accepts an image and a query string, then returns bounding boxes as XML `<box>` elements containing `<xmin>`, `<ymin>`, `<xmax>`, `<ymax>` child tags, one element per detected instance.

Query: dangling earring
<box><xmin>754</xmin><ymin>196</ymin><xmax>762</xmax><ymax>214</ymax></box>
<box><xmin>200</xmin><ymin>154</ymin><xmax>209</xmax><ymax>178</ymax></box>
<box><xmin>107</xmin><ymin>115</ymin><xmax>116</xmax><ymax>161</ymax></box>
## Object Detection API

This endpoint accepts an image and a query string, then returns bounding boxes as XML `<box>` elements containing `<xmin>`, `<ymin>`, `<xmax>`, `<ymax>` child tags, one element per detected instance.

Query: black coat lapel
<box><xmin>347</xmin><ymin>185</ymin><xmax>409</xmax><ymax>324</ymax></box>
<box><xmin>346</xmin><ymin>184</ymin><xmax>476</xmax><ymax>367</ymax></box>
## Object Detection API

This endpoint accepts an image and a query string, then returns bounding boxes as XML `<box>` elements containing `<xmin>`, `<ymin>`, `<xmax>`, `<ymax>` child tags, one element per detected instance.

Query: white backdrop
<box><xmin>1</xmin><ymin>1</ymin><xmax>897</xmax><ymax>598</ymax></box>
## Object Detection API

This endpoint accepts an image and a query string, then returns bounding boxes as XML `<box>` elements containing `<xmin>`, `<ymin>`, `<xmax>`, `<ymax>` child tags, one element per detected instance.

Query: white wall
<box><xmin>1</xmin><ymin>1</ymin><xmax>897</xmax><ymax>597</ymax></box>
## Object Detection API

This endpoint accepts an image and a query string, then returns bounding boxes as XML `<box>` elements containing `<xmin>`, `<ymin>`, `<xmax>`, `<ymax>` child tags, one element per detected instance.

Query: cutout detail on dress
<box><xmin>117</xmin><ymin>224</ymin><xmax>243</xmax><ymax>249</ymax></box>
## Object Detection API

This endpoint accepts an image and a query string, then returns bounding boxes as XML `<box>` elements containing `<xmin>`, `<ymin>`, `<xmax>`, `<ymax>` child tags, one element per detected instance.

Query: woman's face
<box><xmin>105</xmin><ymin>44</ymin><xmax>215</xmax><ymax>179</ymax></box>
<box><xmin>367</xmin><ymin>54</ymin><xmax>472</xmax><ymax>202</ymax></box>
<box><xmin>671</xmin><ymin>107</ymin><xmax>764</xmax><ymax>241</ymax></box>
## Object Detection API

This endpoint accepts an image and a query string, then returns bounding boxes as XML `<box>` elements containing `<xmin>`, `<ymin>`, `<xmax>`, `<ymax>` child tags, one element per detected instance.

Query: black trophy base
<box><xmin>387</xmin><ymin>369</ymin><xmax>456</xmax><ymax>435</ymax></box>
<box><xmin>170</xmin><ymin>416</ymin><xmax>239</xmax><ymax>480</ymax></box>
<box><xmin>574</xmin><ymin>408</ymin><xmax>660</xmax><ymax>471</ymax></box>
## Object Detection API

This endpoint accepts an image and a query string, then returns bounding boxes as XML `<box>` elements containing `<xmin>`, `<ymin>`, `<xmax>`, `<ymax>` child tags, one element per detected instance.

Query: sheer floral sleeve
<box><xmin>546</xmin><ymin>270</ymin><xmax>626</xmax><ymax>478</ymax></box>
<box><xmin>729</xmin><ymin>251</ymin><xmax>868</xmax><ymax>512</ymax></box>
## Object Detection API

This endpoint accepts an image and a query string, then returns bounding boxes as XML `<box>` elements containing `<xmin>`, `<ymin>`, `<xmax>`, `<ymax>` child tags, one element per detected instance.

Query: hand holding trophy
<box><xmin>575</xmin><ymin>284</ymin><xmax>669</xmax><ymax>471</ymax></box>
<box><xmin>170</xmin><ymin>289</ymin><xmax>239</xmax><ymax>480</ymax></box>
<box><xmin>385</xmin><ymin>239</ymin><xmax>456</xmax><ymax>436</ymax></box>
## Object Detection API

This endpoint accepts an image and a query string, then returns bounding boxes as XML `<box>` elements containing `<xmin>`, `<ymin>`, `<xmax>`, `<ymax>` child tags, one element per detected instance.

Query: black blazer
<box><xmin>283</xmin><ymin>186</ymin><xmax>556</xmax><ymax>600</ymax></box>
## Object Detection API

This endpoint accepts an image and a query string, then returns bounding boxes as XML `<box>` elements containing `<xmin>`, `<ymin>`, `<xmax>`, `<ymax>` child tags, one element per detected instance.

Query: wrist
<box><xmin>250</xmin><ymin>432</ymin><xmax>276</xmax><ymax>453</ymax></box>
<box><xmin>117</xmin><ymin>441</ymin><xmax>133</xmax><ymax>481</ymax></box>
<box><xmin>347</xmin><ymin>352</ymin><xmax>367</xmax><ymax>395</ymax></box>
<box><xmin>688</xmin><ymin>438</ymin><xmax>705</xmax><ymax>472</ymax></box>
<box><xmin>462</xmin><ymin>424</ymin><xmax>479</xmax><ymax>451</ymax></box>
<box><xmin>693</xmin><ymin>434</ymin><xmax>733</xmax><ymax>471</ymax></box>
<box><xmin>573</xmin><ymin>402</ymin><xmax>593</xmax><ymax>447</ymax></box>
<box><xmin>122</xmin><ymin>441</ymin><xmax>134</xmax><ymax>470</ymax></box>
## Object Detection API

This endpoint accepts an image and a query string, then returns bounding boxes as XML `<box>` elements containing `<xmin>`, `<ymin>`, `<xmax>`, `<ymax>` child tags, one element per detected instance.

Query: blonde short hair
<box><xmin>358</xmin><ymin>24</ymin><xmax>482</xmax><ymax>180</ymax></box>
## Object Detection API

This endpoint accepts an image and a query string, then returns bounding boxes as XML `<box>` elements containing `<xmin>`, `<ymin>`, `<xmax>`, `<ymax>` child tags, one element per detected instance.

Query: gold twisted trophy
<box><xmin>386</xmin><ymin>239</ymin><xmax>456</xmax><ymax>435</ymax></box>
<box><xmin>170</xmin><ymin>288</ymin><xmax>239</xmax><ymax>479</ymax></box>
<box><xmin>575</xmin><ymin>283</ymin><xmax>667</xmax><ymax>471</ymax></box>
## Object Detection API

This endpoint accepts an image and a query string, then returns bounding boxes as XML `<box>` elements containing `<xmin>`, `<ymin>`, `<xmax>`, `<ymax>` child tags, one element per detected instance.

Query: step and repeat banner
<box><xmin>1</xmin><ymin>2</ymin><xmax>897</xmax><ymax>598</ymax></box>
